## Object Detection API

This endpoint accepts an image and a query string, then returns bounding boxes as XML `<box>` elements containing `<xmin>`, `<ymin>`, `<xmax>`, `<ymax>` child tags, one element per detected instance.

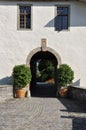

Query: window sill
<box><xmin>17</xmin><ymin>28</ymin><xmax>32</xmax><ymax>31</ymax></box>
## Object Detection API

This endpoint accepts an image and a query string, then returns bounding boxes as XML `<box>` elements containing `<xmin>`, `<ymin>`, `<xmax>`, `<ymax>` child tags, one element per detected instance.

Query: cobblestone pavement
<box><xmin>0</xmin><ymin>97</ymin><xmax>86</xmax><ymax>130</ymax></box>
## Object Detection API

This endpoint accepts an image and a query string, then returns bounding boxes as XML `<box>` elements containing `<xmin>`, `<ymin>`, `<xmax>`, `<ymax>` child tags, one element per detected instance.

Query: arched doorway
<box><xmin>26</xmin><ymin>47</ymin><xmax>61</xmax><ymax>97</ymax></box>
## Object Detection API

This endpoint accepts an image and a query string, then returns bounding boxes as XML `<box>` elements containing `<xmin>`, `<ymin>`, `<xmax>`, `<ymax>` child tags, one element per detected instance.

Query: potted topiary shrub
<box><xmin>13</xmin><ymin>64</ymin><xmax>31</xmax><ymax>98</ymax></box>
<box><xmin>57</xmin><ymin>64</ymin><xmax>74</xmax><ymax>97</ymax></box>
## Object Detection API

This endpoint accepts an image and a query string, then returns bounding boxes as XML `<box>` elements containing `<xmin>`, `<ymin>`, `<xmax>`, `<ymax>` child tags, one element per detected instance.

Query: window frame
<box><xmin>17</xmin><ymin>4</ymin><xmax>32</xmax><ymax>30</ymax></box>
<box><xmin>55</xmin><ymin>5</ymin><xmax>70</xmax><ymax>31</ymax></box>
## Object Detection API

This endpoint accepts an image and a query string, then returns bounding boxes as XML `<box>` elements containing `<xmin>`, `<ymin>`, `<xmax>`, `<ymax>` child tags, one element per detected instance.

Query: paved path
<box><xmin>0</xmin><ymin>97</ymin><xmax>86</xmax><ymax>130</ymax></box>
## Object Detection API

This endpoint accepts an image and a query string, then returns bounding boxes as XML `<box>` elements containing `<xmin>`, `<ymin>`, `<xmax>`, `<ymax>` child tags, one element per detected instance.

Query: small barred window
<box><xmin>19</xmin><ymin>5</ymin><xmax>31</xmax><ymax>29</ymax></box>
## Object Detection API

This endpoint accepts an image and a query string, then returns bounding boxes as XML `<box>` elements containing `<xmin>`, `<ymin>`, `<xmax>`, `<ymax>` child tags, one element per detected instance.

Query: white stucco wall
<box><xmin>0</xmin><ymin>1</ymin><xmax>86</xmax><ymax>87</ymax></box>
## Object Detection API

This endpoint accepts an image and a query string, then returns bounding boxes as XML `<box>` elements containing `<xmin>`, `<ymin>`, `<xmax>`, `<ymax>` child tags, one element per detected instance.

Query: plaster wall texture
<box><xmin>0</xmin><ymin>1</ymin><xmax>86</xmax><ymax>87</ymax></box>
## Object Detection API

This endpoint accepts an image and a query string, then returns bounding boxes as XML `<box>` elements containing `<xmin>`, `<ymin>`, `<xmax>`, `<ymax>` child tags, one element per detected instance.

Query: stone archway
<box><xmin>26</xmin><ymin>47</ymin><xmax>62</xmax><ymax>97</ymax></box>
<box><xmin>26</xmin><ymin>47</ymin><xmax>61</xmax><ymax>67</ymax></box>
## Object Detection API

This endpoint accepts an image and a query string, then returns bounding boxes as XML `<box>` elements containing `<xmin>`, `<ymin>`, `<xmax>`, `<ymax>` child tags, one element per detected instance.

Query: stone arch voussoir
<box><xmin>26</xmin><ymin>47</ymin><xmax>62</xmax><ymax>67</ymax></box>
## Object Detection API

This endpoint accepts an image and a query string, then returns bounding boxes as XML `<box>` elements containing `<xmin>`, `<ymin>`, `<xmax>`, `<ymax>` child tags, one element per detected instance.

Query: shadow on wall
<box><xmin>44</xmin><ymin>16</ymin><xmax>86</xmax><ymax>29</ymax></box>
<box><xmin>0</xmin><ymin>76</ymin><xmax>13</xmax><ymax>85</ymax></box>
<box><xmin>44</xmin><ymin>18</ymin><xmax>55</xmax><ymax>28</ymax></box>
<box><xmin>73</xmin><ymin>79</ymin><xmax>80</xmax><ymax>86</ymax></box>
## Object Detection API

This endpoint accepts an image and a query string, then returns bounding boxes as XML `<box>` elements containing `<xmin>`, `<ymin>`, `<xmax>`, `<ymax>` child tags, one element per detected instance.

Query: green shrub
<box><xmin>13</xmin><ymin>65</ymin><xmax>31</xmax><ymax>89</ymax></box>
<box><xmin>57</xmin><ymin>64</ymin><xmax>74</xmax><ymax>87</ymax></box>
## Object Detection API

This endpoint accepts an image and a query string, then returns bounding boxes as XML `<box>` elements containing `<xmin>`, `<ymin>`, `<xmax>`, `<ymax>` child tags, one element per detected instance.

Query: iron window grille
<box><xmin>19</xmin><ymin>5</ymin><xmax>31</xmax><ymax>29</ymax></box>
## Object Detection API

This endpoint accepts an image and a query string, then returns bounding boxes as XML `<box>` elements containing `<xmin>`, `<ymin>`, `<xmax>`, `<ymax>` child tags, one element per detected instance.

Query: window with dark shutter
<box><xmin>55</xmin><ymin>6</ymin><xmax>69</xmax><ymax>31</ymax></box>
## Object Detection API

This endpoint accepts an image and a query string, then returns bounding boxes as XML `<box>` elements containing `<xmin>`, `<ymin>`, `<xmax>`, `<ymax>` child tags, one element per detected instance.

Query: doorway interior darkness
<box><xmin>30</xmin><ymin>51</ymin><xmax>58</xmax><ymax>97</ymax></box>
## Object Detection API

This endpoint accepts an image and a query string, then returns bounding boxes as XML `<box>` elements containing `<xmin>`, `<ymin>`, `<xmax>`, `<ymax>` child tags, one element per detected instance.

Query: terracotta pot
<box><xmin>16</xmin><ymin>89</ymin><xmax>25</xmax><ymax>98</ymax></box>
<box><xmin>59</xmin><ymin>87</ymin><xmax>68</xmax><ymax>97</ymax></box>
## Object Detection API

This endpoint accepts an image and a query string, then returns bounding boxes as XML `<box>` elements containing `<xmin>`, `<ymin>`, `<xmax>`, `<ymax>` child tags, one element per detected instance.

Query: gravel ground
<box><xmin>0</xmin><ymin>97</ymin><xmax>86</xmax><ymax>130</ymax></box>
